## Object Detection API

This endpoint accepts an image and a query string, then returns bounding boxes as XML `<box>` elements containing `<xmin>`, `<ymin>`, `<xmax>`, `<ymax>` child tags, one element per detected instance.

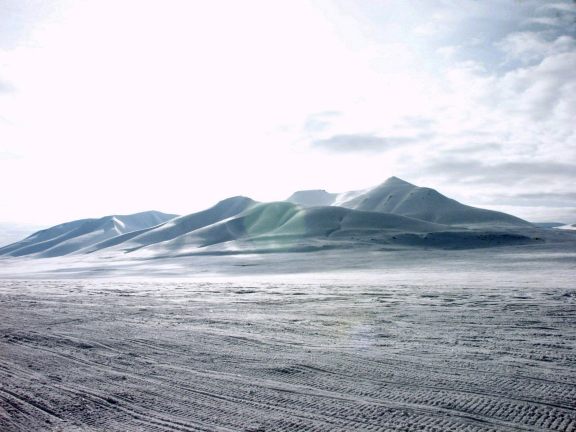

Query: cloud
<box><xmin>0</xmin><ymin>151</ymin><xmax>21</xmax><ymax>160</ymax></box>
<box><xmin>303</xmin><ymin>111</ymin><xmax>341</xmax><ymax>133</ymax></box>
<box><xmin>442</xmin><ymin>142</ymin><xmax>502</xmax><ymax>155</ymax></box>
<box><xmin>498</xmin><ymin>32</ymin><xmax>576</xmax><ymax>65</ymax></box>
<box><xmin>431</xmin><ymin>29</ymin><xmax>576</xmax><ymax>168</ymax></box>
<box><xmin>422</xmin><ymin>159</ymin><xmax>576</xmax><ymax>184</ymax></box>
<box><xmin>0</xmin><ymin>79</ymin><xmax>15</xmax><ymax>93</ymax></box>
<box><xmin>496</xmin><ymin>50</ymin><xmax>576</xmax><ymax>123</ymax></box>
<box><xmin>486</xmin><ymin>204</ymin><xmax>576</xmax><ymax>223</ymax></box>
<box><xmin>312</xmin><ymin>134</ymin><xmax>390</xmax><ymax>152</ymax></box>
<box><xmin>312</xmin><ymin>133</ymin><xmax>432</xmax><ymax>153</ymax></box>
<box><xmin>526</xmin><ymin>17</ymin><xmax>564</xmax><ymax>27</ymax></box>
<box><xmin>539</xmin><ymin>2</ymin><xmax>576</xmax><ymax>14</ymax></box>
<box><xmin>396</xmin><ymin>116</ymin><xmax>436</xmax><ymax>130</ymax></box>
<box><xmin>484</xmin><ymin>192</ymin><xmax>576</xmax><ymax>207</ymax></box>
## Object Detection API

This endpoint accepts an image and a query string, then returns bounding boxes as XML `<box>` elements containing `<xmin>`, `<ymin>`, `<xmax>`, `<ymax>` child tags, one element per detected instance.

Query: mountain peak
<box><xmin>215</xmin><ymin>196</ymin><xmax>255</xmax><ymax>206</ymax></box>
<box><xmin>287</xmin><ymin>189</ymin><xmax>337</xmax><ymax>207</ymax></box>
<box><xmin>380</xmin><ymin>176</ymin><xmax>415</xmax><ymax>187</ymax></box>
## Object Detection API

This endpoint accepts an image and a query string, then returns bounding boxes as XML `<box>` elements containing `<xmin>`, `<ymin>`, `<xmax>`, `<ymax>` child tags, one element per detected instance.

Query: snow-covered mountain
<box><xmin>86</xmin><ymin>196</ymin><xmax>256</xmax><ymax>254</ymax></box>
<box><xmin>1</xmin><ymin>177</ymin><xmax>544</xmax><ymax>259</ymax></box>
<box><xmin>288</xmin><ymin>177</ymin><xmax>531</xmax><ymax>227</ymax></box>
<box><xmin>0</xmin><ymin>211</ymin><xmax>176</xmax><ymax>257</ymax></box>
<box><xmin>128</xmin><ymin>201</ymin><xmax>459</xmax><ymax>257</ymax></box>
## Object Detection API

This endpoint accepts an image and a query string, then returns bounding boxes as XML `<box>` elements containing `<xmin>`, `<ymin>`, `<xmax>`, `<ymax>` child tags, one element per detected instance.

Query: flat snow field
<box><xmin>1</xmin><ymin>253</ymin><xmax>575</xmax><ymax>431</ymax></box>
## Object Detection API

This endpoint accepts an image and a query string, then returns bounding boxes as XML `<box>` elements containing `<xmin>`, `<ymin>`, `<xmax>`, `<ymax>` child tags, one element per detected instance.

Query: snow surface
<box><xmin>0</xmin><ymin>247</ymin><xmax>575</xmax><ymax>431</ymax></box>
<box><xmin>557</xmin><ymin>223</ymin><xmax>576</xmax><ymax>231</ymax></box>
<box><xmin>533</xmin><ymin>222</ymin><xmax>566</xmax><ymax>229</ymax></box>
<box><xmin>1</xmin><ymin>178</ymin><xmax>575</xmax><ymax>431</ymax></box>
<box><xmin>1</xmin><ymin>185</ymin><xmax>575</xmax><ymax>431</ymax></box>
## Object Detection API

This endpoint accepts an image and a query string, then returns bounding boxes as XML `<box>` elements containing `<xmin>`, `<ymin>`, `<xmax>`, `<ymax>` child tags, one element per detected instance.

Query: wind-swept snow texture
<box><xmin>0</xmin><ymin>254</ymin><xmax>575</xmax><ymax>431</ymax></box>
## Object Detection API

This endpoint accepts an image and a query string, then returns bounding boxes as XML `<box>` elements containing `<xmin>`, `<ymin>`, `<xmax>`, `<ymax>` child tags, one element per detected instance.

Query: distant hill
<box><xmin>1</xmin><ymin>178</ymin><xmax>543</xmax><ymax>259</ymax></box>
<box><xmin>132</xmin><ymin>201</ymin><xmax>457</xmax><ymax>257</ymax></box>
<box><xmin>87</xmin><ymin>196</ymin><xmax>256</xmax><ymax>253</ymax></box>
<box><xmin>288</xmin><ymin>177</ymin><xmax>531</xmax><ymax>228</ymax></box>
<box><xmin>0</xmin><ymin>211</ymin><xmax>176</xmax><ymax>257</ymax></box>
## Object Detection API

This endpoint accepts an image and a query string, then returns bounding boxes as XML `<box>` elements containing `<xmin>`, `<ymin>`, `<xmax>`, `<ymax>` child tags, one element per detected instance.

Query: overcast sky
<box><xmin>1</xmin><ymin>0</ymin><xmax>575</xmax><ymax>225</ymax></box>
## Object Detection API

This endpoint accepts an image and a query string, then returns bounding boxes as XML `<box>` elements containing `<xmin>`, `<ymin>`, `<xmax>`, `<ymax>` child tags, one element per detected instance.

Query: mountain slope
<box><xmin>0</xmin><ymin>178</ymin><xmax>540</xmax><ymax>260</ymax></box>
<box><xmin>130</xmin><ymin>202</ymin><xmax>459</xmax><ymax>257</ymax></box>
<box><xmin>288</xmin><ymin>177</ymin><xmax>531</xmax><ymax>228</ymax></box>
<box><xmin>0</xmin><ymin>211</ymin><xmax>177</xmax><ymax>258</ymax></box>
<box><xmin>89</xmin><ymin>196</ymin><xmax>257</xmax><ymax>253</ymax></box>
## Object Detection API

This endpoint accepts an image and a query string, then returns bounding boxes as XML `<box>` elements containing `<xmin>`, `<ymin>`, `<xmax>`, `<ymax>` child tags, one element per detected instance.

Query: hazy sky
<box><xmin>1</xmin><ymin>0</ymin><xmax>575</xmax><ymax>225</ymax></box>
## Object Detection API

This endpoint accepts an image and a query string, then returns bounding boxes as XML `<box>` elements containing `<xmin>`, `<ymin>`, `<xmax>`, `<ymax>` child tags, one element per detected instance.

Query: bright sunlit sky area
<box><xmin>1</xmin><ymin>0</ymin><xmax>575</xmax><ymax>226</ymax></box>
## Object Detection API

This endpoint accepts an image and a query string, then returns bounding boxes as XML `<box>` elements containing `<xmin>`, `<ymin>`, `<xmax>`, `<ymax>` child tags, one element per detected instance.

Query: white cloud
<box><xmin>498</xmin><ymin>32</ymin><xmax>576</xmax><ymax>65</ymax></box>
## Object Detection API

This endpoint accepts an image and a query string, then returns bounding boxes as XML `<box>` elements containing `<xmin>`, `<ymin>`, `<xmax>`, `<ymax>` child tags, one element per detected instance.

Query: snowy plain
<box><xmin>1</xmin><ymin>243</ymin><xmax>576</xmax><ymax>431</ymax></box>
<box><xmin>1</xmin><ymin>178</ymin><xmax>575</xmax><ymax>431</ymax></box>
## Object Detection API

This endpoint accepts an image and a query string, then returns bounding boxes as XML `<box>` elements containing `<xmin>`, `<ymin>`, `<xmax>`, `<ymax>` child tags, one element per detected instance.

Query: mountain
<box><xmin>288</xmin><ymin>177</ymin><xmax>531</xmax><ymax>227</ymax></box>
<box><xmin>1</xmin><ymin>178</ymin><xmax>542</xmax><ymax>259</ymax></box>
<box><xmin>122</xmin><ymin>202</ymin><xmax>538</xmax><ymax>258</ymax></box>
<box><xmin>127</xmin><ymin>201</ymin><xmax>457</xmax><ymax>257</ymax></box>
<box><xmin>87</xmin><ymin>196</ymin><xmax>256</xmax><ymax>253</ymax></box>
<box><xmin>0</xmin><ymin>211</ymin><xmax>176</xmax><ymax>258</ymax></box>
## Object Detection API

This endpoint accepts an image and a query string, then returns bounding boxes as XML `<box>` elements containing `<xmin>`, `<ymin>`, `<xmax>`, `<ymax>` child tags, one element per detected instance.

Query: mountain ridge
<box><xmin>0</xmin><ymin>178</ymin><xmax>542</xmax><ymax>258</ymax></box>
<box><xmin>288</xmin><ymin>177</ymin><xmax>531</xmax><ymax>227</ymax></box>
<box><xmin>0</xmin><ymin>211</ymin><xmax>177</xmax><ymax>257</ymax></box>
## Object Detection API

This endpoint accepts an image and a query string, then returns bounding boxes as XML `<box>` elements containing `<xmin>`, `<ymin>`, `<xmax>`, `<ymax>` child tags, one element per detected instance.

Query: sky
<box><xmin>0</xmin><ymin>0</ymin><xmax>575</xmax><ymax>226</ymax></box>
